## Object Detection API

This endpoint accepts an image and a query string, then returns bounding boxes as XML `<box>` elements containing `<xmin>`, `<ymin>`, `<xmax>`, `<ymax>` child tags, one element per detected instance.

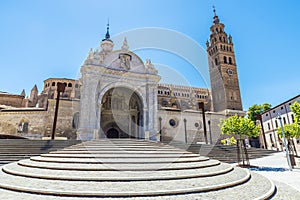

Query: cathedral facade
<box><xmin>0</xmin><ymin>12</ymin><xmax>244</xmax><ymax>143</ymax></box>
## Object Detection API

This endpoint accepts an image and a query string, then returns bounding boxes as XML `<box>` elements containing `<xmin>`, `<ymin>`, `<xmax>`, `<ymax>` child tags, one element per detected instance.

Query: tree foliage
<box><xmin>247</xmin><ymin>103</ymin><xmax>272</xmax><ymax>123</ymax></box>
<box><xmin>290</xmin><ymin>101</ymin><xmax>300</xmax><ymax>125</ymax></box>
<box><xmin>221</xmin><ymin>136</ymin><xmax>237</xmax><ymax>146</ymax></box>
<box><xmin>219</xmin><ymin>115</ymin><xmax>260</xmax><ymax>138</ymax></box>
<box><xmin>277</xmin><ymin>101</ymin><xmax>300</xmax><ymax>139</ymax></box>
<box><xmin>277</xmin><ymin>123</ymin><xmax>300</xmax><ymax>139</ymax></box>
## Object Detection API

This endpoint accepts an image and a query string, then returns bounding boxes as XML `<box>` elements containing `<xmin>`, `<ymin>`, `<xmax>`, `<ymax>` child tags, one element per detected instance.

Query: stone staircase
<box><xmin>0</xmin><ymin>139</ymin><xmax>289</xmax><ymax>199</ymax></box>
<box><xmin>0</xmin><ymin>139</ymin><xmax>81</xmax><ymax>165</ymax></box>
<box><xmin>163</xmin><ymin>140</ymin><xmax>278</xmax><ymax>164</ymax></box>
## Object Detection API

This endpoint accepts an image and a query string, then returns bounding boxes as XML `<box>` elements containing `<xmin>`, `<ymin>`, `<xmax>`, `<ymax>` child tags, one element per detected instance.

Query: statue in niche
<box><xmin>119</xmin><ymin>53</ymin><xmax>131</xmax><ymax>70</ymax></box>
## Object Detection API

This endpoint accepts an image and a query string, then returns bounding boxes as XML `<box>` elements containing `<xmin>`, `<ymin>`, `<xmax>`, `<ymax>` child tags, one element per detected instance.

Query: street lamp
<box><xmin>159</xmin><ymin>117</ymin><xmax>162</xmax><ymax>142</ymax></box>
<box><xmin>51</xmin><ymin>82</ymin><xmax>66</xmax><ymax>140</ymax></box>
<box><xmin>199</xmin><ymin>102</ymin><xmax>208</xmax><ymax>144</ymax></box>
<box><xmin>184</xmin><ymin>119</ymin><xmax>187</xmax><ymax>143</ymax></box>
<box><xmin>277</xmin><ymin>113</ymin><xmax>293</xmax><ymax>171</ymax></box>
<box><xmin>208</xmin><ymin>120</ymin><xmax>212</xmax><ymax>144</ymax></box>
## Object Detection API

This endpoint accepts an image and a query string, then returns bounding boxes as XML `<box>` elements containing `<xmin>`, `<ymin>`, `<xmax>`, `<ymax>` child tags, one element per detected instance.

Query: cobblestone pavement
<box><xmin>250</xmin><ymin>152</ymin><xmax>300</xmax><ymax>191</ymax></box>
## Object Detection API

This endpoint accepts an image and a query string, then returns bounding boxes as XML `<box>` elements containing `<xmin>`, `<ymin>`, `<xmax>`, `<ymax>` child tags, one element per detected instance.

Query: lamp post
<box><xmin>277</xmin><ymin>113</ymin><xmax>293</xmax><ymax>171</ymax></box>
<box><xmin>199</xmin><ymin>102</ymin><xmax>208</xmax><ymax>144</ymax></box>
<box><xmin>159</xmin><ymin>117</ymin><xmax>162</xmax><ymax>142</ymax></box>
<box><xmin>51</xmin><ymin>82</ymin><xmax>66</xmax><ymax>140</ymax></box>
<box><xmin>208</xmin><ymin>120</ymin><xmax>212</xmax><ymax>144</ymax></box>
<box><xmin>184</xmin><ymin>118</ymin><xmax>187</xmax><ymax>143</ymax></box>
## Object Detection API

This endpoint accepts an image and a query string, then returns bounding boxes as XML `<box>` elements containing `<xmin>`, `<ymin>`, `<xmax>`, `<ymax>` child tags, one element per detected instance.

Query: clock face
<box><xmin>226</xmin><ymin>68</ymin><xmax>233</xmax><ymax>76</ymax></box>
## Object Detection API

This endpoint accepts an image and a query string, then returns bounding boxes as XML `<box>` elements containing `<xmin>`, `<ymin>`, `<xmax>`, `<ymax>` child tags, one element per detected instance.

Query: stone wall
<box><xmin>0</xmin><ymin>93</ymin><xmax>26</xmax><ymax>108</ymax></box>
<box><xmin>157</xmin><ymin>109</ymin><xmax>227</xmax><ymax>144</ymax></box>
<box><xmin>0</xmin><ymin>99</ymin><xmax>80</xmax><ymax>139</ymax></box>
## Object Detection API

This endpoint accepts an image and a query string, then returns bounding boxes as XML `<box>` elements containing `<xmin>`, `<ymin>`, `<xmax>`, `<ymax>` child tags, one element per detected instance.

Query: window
<box><xmin>275</xmin><ymin>120</ymin><xmax>278</xmax><ymax>128</ymax></box>
<box><xmin>169</xmin><ymin>119</ymin><xmax>178</xmax><ymax>128</ymax></box>
<box><xmin>229</xmin><ymin>57</ymin><xmax>232</xmax><ymax>64</ymax></box>
<box><xmin>223</xmin><ymin>56</ymin><xmax>227</xmax><ymax>63</ymax></box>
<box><xmin>291</xmin><ymin>114</ymin><xmax>294</xmax><ymax>123</ymax></box>
<box><xmin>266</xmin><ymin>113</ymin><xmax>268</xmax><ymax>117</ymax></box>
<box><xmin>75</xmin><ymin>84</ymin><xmax>79</xmax><ymax>88</ymax></box>
<box><xmin>215</xmin><ymin>58</ymin><xmax>218</xmax><ymax>65</ymax></box>
<box><xmin>268</xmin><ymin>123</ymin><xmax>270</xmax><ymax>130</ymax></box>
<box><xmin>273</xmin><ymin>110</ymin><xmax>276</xmax><ymax>113</ymax></box>
<box><xmin>281</xmin><ymin>107</ymin><xmax>283</xmax><ymax>110</ymax></box>
<box><xmin>68</xmin><ymin>83</ymin><xmax>72</xmax><ymax>87</ymax></box>
<box><xmin>283</xmin><ymin>117</ymin><xmax>286</xmax><ymax>124</ymax></box>
<box><xmin>52</xmin><ymin>82</ymin><xmax>55</xmax><ymax>86</ymax></box>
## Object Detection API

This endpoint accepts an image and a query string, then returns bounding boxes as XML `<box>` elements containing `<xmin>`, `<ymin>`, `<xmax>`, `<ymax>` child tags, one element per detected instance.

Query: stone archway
<box><xmin>100</xmin><ymin>87</ymin><xmax>143</xmax><ymax>139</ymax></box>
<box><xmin>106</xmin><ymin>128</ymin><xmax>119</xmax><ymax>138</ymax></box>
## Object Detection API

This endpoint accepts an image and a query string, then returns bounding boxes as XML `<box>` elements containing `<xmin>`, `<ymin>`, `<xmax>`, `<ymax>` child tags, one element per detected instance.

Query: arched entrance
<box><xmin>100</xmin><ymin>87</ymin><xmax>143</xmax><ymax>138</ymax></box>
<box><xmin>106</xmin><ymin>128</ymin><xmax>119</xmax><ymax>138</ymax></box>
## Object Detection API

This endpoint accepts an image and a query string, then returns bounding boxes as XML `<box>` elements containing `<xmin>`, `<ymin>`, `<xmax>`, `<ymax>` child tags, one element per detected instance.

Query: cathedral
<box><xmin>0</xmin><ymin>11</ymin><xmax>244</xmax><ymax>143</ymax></box>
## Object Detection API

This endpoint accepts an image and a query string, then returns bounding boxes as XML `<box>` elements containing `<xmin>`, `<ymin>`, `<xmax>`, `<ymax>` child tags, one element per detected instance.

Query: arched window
<box><xmin>226</xmin><ymin>46</ymin><xmax>229</xmax><ymax>51</ymax></box>
<box><xmin>224</xmin><ymin>56</ymin><xmax>227</xmax><ymax>63</ymax></box>
<box><xmin>52</xmin><ymin>82</ymin><xmax>55</xmax><ymax>86</ymax></box>
<box><xmin>229</xmin><ymin>47</ymin><xmax>232</xmax><ymax>51</ymax></box>
<box><xmin>75</xmin><ymin>84</ymin><xmax>79</xmax><ymax>88</ymax></box>
<box><xmin>215</xmin><ymin>58</ymin><xmax>218</xmax><ymax>65</ymax></box>
<box><xmin>68</xmin><ymin>83</ymin><xmax>72</xmax><ymax>87</ymax></box>
<box><xmin>229</xmin><ymin>57</ymin><xmax>232</xmax><ymax>64</ymax></box>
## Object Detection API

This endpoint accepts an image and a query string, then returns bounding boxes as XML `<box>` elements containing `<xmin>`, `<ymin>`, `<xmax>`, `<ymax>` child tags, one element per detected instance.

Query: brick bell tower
<box><xmin>206</xmin><ymin>7</ymin><xmax>243</xmax><ymax>112</ymax></box>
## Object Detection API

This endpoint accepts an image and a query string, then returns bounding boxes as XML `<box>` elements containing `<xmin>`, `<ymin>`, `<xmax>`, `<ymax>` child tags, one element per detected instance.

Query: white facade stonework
<box><xmin>77</xmin><ymin>37</ymin><xmax>160</xmax><ymax>140</ymax></box>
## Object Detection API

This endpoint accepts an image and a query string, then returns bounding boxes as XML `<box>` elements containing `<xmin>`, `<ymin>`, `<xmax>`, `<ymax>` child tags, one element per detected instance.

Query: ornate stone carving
<box><xmin>119</xmin><ymin>53</ymin><xmax>131</xmax><ymax>70</ymax></box>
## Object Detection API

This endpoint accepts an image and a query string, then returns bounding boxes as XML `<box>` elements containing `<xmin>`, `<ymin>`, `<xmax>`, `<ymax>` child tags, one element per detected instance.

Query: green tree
<box><xmin>277</xmin><ymin>101</ymin><xmax>300</xmax><ymax>155</ymax></box>
<box><xmin>247</xmin><ymin>103</ymin><xmax>272</xmax><ymax>123</ymax></box>
<box><xmin>219</xmin><ymin>115</ymin><xmax>260</xmax><ymax>139</ymax></box>
<box><xmin>219</xmin><ymin>115</ymin><xmax>260</xmax><ymax>166</ymax></box>
<box><xmin>290</xmin><ymin>101</ymin><xmax>300</xmax><ymax>125</ymax></box>
<box><xmin>277</xmin><ymin>123</ymin><xmax>300</xmax><ymax>140</ymax></box>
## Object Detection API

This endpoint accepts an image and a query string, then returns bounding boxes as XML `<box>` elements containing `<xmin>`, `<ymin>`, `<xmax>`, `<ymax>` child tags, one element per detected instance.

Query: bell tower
<box><xmin>206</xmin><ymin>7</ymin><xmax>243</xmax><ymax>112</ymax></box>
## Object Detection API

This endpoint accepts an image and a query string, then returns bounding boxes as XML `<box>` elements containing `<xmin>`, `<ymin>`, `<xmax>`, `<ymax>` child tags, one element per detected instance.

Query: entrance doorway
<box><xmin>106</xmin><ymin>128</ymin><xmax>119</xmax><ymax>138</ymax></box>
<box><xmin>100</xmin><ymin>87</ymin><xmax>143</xmax><ymax>138</ymax></box>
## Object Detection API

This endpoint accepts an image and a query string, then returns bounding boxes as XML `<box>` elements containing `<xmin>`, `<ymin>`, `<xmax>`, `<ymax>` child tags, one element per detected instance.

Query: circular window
<box><xmin>194</xmin><ymin>121</ymin><xmax>202</xmax><ymax>129</ymax></box>
<box><xmin>169</xmin><ymin>119</ymin><xmax>177</xmax><ymax>128</ymax></box>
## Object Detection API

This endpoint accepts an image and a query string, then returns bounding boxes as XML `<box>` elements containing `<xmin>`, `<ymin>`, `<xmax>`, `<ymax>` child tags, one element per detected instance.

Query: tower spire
<box><xmin>105</xmin><ymin>19</ymin><xmax>110</xmax><ymax>40</ymax></box>
<box><xmin>212</xmin><ymin>5</ymin><xmax>220</xmax><ymax>24</ymax></box>
<box><xmin>213</xmin><ymin>5</ymin><xmax>217</xmax><ymax>17</ymax></box>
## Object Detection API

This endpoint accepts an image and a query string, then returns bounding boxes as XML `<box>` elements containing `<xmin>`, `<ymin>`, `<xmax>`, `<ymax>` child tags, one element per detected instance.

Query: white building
<box><xmin>260</xmin><ymin>95</ymin><xmax>300</xmax><ymax>151</ymax></box>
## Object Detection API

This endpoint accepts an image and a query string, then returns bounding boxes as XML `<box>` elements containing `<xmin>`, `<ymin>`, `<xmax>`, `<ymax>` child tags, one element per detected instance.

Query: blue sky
<box><xmin>0</xmin><ymin>0</ymin><xmax>299</xmax><ymax>110</ymax></box>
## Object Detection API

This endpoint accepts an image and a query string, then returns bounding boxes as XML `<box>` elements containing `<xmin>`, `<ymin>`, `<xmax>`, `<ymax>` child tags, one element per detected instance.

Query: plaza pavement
<box><xmin>234</xmin><ymin>151</ymin><xmax>300</xmax><ymax>193</ymax></box>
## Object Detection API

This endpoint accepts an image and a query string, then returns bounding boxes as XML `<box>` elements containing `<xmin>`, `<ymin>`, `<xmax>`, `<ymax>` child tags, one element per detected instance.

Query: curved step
<box><xmin>3</xmin><ymin>162</ymin><xmax>233</xmax><ymax>181</ymax></box>
<box><xmin>0</xmin><ymin>166</ymin><xmax>250</xmax><ymax>197</ymax></box>
<box><xmin>18</xmin><ymin>158</ymin><xmax>219</xmax><ymax>171</ymax></box>
<box><xmin>30</xmin><ymin>155</ymin><xmax>208</xmax><ymax>164</ymax></box>
<box><xmin>41</xmin><ymin>153</ymin><xmax>198</xmax><ymax>158</ymax></box>
<box><xmin>0</xmin><ymin>172</ymin><xmax>278</xmax><ymax>200</ymax></box>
